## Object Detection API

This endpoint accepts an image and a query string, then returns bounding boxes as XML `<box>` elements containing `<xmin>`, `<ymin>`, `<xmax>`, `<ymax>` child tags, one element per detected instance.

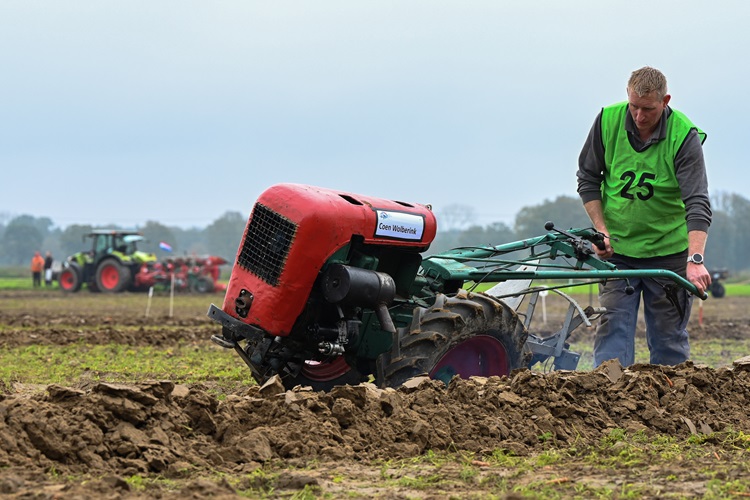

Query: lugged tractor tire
<box><xmin>378</xmin><ymin>289</ymin><xmax>530</xmax><ymax>388</ymax></box>
<box><xmin>58</xmin><ymin>263</ymin><xmax>82</xmax><ymax>293</ymax></box>
<box><xmin>95</xmin><ymin>259</ymin><xmax>132</xmax><ymax>293</ymax></box>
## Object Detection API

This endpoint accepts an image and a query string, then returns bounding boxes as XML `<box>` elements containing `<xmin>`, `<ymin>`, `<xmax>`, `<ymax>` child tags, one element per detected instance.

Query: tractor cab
<box><xmin>87</xmin><ymin>230</ymin><xmax>143</xmax><ymax>257</ymax></box>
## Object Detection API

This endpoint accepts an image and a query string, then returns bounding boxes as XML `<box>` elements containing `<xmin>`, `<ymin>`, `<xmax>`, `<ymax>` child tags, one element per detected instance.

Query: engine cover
<box><xmin>221</xmin><ymin>183</ymin><xmax>437</xmax><ymax>337</ymax></box>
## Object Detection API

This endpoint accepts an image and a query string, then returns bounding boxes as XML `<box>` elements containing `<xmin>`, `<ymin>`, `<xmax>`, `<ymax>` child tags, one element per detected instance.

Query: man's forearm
<box><xmin>688</xmin><ymin>230</ymin><xmax>708</xmax><ymax>256</ymax></box>
<box><xmin>583</xmin><ymin>200</ymin><xmax>608</xmax><ymax>233</ymax></box>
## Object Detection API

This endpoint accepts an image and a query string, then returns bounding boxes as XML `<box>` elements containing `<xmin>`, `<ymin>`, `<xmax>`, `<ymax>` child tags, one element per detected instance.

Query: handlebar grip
<box><xmin>590</xmin><ymin>233</ymin><xmax>606</xmax><ymax>251</ymax></box>
<box><xmin>686</xmin><ymin>282</ymin><xmax>708</xmax><ymax>300</ymax></box>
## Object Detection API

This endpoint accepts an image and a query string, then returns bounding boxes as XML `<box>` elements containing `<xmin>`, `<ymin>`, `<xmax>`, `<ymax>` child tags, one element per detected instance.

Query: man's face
<box><xmin>627</xmin><ymin>89</ymin><xmax>670</xmax><ymax>137</ymax></box>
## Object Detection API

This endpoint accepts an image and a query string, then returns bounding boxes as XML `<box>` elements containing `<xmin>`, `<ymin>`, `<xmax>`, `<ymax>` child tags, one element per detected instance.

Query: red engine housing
<box><xmin>221</xmin><ymin>183</ymin><xmax>437</xmax><ymax>336</ymax></box>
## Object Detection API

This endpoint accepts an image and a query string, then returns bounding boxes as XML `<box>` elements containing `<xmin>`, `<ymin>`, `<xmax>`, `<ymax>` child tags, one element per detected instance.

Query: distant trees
<box><xmin>704</xmin><ymin>191</ymin><xmax>750</xmax><ymax>272</ymax></box>
<box><xmin>429</xmin><ymin>197</ymin><xmax>588</xmax><ymax>255</ymax></box>
<box><xmin>436</xmin><ymin>204</ymin><xmax>477</xmax><ymax>231</ymax></box>
<box><xmin>0</xmin><ymin>222</ymin><xmax>43</xmax><ymax>265</ymax></box>
<box><xmin>427</xmin><ymin>192</ymin><xmax>750</xmax><ymax>273</ymax></box>
<box><xmin>457</xmin><ymin>222</ymin><xmax>516</xmax><ymax>248</ymax></box>
<box><xmin>513</xmin><ymin>195</ymin><xmax>591</xmax><ymax>238</ymax></box>
<box><xmin>0</xmin><ymin>215</ymin><xmax>55</xmax><ymax>265</ymax></box>
<box><xmin>204</xmin><ymin>211</ymin><xmax>246</xmax><ymax>263</ymax></box>
<box><xmin>171</xmin><ymin>227</ymin><xmax>208</xmax><ymax>256</ymax></box>
<box><xmin>1</xmin><ymin>191</ymin><xmax>748</xmax><ymax>272</ymax></box>
<box><xmin>59</xmin><ymin>224</ymin><xmax>94</xmax><ymax>257</ymax></box>
<box><xmin>140</xmin><ymin>221</ymin><xmax>177</xmax><ymax>256</ymax></box>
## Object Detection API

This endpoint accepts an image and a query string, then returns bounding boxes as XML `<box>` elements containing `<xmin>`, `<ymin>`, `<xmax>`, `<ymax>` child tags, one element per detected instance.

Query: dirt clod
<box><xmin>2</xmin><ymin>290</ymin><xmax>749</xmax><ymax>498</ymax></box>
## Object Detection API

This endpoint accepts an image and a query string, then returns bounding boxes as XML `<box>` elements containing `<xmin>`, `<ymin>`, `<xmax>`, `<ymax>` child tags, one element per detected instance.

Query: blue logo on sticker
<box><xmin>380</xmin><ymin>212</ymin><xmax>389</xmax><ymax>219</ymax></box>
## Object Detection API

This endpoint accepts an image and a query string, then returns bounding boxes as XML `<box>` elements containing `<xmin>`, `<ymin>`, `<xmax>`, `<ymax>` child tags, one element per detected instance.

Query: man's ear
<box><xmin>662</xmin><ymin>94</ymin><xmax>672</xmax><ymax>107</ymax></box>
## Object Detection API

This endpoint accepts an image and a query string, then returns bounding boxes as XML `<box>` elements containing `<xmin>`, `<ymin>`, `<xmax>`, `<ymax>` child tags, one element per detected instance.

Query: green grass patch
<box><xmin>495</xmin><ymin>430</ymin><xmax>750</xmax><ymax>499</ymax></box>
<box><xmin>0</xmin><ymin>277</ymin><xmax>56</xmax><ymax>290</ymax></box>
<box><xmin>365</xmin><ymin>439</ymin><xmax>750</xmax><ymax>499</ymax></box>
<box><xmin>536</xmin><ymin>336</ymin><xmax>750</xmax><ymax>372</ymax></box>
<box><xmin>722</xmin><ymin>282</ymin><xmax>750</xmax><ymax>296</ymax></box>
<box><xmin>0</xmin><ymin>343</ymin><xmax>252</xmax><ymax>388</ymax></box>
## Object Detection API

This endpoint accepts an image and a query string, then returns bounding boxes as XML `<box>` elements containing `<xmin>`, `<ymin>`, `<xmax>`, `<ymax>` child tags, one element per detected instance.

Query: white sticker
<box><xmin>374</xmin><ymin>210</ymin><xmax>425</xmax><ymax>240</ymax></box>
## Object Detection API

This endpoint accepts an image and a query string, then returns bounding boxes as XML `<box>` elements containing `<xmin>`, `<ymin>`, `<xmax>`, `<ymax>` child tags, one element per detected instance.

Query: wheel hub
<box><xmin>300</xmin><ymin>357</ymin><xmax>351</xmax><ymax>382</ymax></box>
<box><xmin>100</xmin><ymin>265</ymin><xmax>120</xmax><ymax>289</ymax></box>
<box><xmin>430</xmin><ymin>335</ymin><xmax>511</xmax><ymax>385</ymax></box>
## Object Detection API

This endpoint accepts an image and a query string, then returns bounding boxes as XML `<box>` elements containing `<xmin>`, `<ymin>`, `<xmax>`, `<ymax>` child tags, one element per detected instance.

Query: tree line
<box><xmin>430</xmin><ymin>191</ymin><xmax>750</xmax><ymax>274</ymax></box>
<box><xmin>1</xmin><ymin>191</ymin><xmax>748</xmax><ymax>273</ymax></box>
<box><xmin>0</xmin><ymin>212</ymin><xmax>247</xmax><ymax>268</ymax></box>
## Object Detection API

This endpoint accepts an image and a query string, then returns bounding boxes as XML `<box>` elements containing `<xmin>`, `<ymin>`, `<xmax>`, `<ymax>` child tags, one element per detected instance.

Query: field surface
<box><xmin>1</xmin><ymin>289</ymin><xmax>750</xmax><ymax>499</ymax></box>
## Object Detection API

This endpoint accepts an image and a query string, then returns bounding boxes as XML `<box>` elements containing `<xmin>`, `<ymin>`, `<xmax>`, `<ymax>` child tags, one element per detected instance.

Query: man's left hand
<box><xmin>687</xmin><ymin>263</ymin><xmax>712</xmax><ymax>296</ymax></box>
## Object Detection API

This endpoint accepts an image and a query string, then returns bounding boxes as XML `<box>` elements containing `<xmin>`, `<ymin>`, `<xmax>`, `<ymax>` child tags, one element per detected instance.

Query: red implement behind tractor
<box><xmin>135</xmin><ymin>255</ymin><xmax>228</xmax><ymax>293</ymax></box>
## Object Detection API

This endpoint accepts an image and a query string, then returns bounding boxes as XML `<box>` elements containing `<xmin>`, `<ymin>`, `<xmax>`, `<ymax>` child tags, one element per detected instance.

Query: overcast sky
<box><xmin>1</xmin><ymin>1</ymin><xmax>746</xmax><ymax>230</ymax></box>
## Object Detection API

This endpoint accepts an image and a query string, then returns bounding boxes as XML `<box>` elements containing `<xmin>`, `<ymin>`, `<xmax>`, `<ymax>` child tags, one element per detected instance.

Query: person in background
<box><xmin>44</xmin><ymin>251</ymin><xmax>54</xmax><ymax>287</ymax></box>
<box><xmin>31</xmin><ymin>251</ymin><xmax>45</xmax><ymax>288</ymax></box>
<box><xmin>576</xmin><ymin>66</ymin><xmax>712</xmax><ymax>368</ymax></box>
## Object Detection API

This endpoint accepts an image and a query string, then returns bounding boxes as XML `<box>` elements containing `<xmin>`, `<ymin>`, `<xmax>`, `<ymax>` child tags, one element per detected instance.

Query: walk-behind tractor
<box><xmin>58</xmin><ymin>230</ymin><xmax>157</xmax><ymax>293</ymax></box>
<box><xmin>208</xmin><ymin>184</ymin><xmax>706</xmax><ymax>391</ymax></box>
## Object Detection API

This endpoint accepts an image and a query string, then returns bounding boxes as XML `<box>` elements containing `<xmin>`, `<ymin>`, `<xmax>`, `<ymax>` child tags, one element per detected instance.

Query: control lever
<box><xmin>545</xmin><ymin>221</ymin><xmax>633</xmax><ymax>294</ymax></box>
<box><xmin>544</xmin><ymin>221</ymin><xmax>607</xmax><ymax>251</ymax></box>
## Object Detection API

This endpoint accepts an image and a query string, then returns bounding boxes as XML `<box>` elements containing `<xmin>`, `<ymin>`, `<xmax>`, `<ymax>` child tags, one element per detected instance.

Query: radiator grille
<box><xmin>237</xmin><ymin>203</ymin><xmax>297</xmax><ymax>286</ymax></box>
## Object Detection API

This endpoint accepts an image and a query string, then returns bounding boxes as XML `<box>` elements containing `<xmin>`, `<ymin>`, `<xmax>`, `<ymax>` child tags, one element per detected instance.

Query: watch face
<box><xmin>690</xmin><ymin>253</ymin><xmax>704</xmax><ymax>264</ymax></box>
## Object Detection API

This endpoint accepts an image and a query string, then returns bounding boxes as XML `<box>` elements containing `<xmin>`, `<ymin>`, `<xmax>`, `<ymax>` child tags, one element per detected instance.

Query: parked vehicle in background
<box><xmin>58</xmin><ymin>230</ymin><xmax>156</xmax><ymax>293</ymax></box>
<box><xmin>58</xmin><ymin>230</ymin><xmax>227</xmax><ymax>293</ymax></box>
<box><xmin>708</xmin><ymin>268</ymin><xmax>729</xmax><ymax>298</ymax></box>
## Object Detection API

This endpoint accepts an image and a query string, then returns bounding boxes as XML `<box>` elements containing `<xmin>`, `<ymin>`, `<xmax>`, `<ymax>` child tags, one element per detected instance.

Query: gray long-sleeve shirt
<box><xmin>577</xmin><ymin>106</ymin><xmax>712</xmax><ymax>233</ymax></box>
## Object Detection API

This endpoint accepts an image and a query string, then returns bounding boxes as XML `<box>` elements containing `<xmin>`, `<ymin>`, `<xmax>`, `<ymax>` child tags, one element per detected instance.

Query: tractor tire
<box><xmin>378</xmin><ymin>290</ymin><xmax>530</xmax><ymax>388</ymax></box>
<box><xmin>95</xmin><ymin>259</ymin><xmax>132</xmax><ymax>293</ymax></box>
<box><xmin>192</xmin><ymin>276</ymin><xmax>215</xmax><ymax>294</ymax></box>
<box><xmin>58</xmin><ymin>263</ymin><xmax>82</xmax><ymax>293</ymax></box>
<box><xmin>710</xmin><ymin>281</ymin><xmax>726</xmax><ymax>299</ymax></box>
<box><xmin>282</xmin><ymin>357</ymin><xmax>366</xmax><ymax>392</ymax></box>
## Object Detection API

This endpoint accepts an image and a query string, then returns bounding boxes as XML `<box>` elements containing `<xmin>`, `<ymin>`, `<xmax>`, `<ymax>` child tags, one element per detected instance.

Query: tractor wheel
<box><xmin>58</xmin><ymin>263</ymin><xmax>82</xmax><ymax>293</ymax></box>
<box><xmin>378</xmin><ymin>290</ymin><xmax>530</xmax><ymax>388</ymax></box>
<box><xmin>282</xmin><ymin>357</ymin><xmax>366</xmax><ymax>392</ymax></box>
<box><xmin>710</xmin><ymin>281</ymin><xmax>726</xmax><ymax>299</ymax></box>
<box><xmin>95</xmin><ymin>259</ymin><xmax>132</xmax><ymax>293</ymax></box>
<box><xmin>192</xmin><ymin>276</ymin><xmax>214</xmax><ymax>294</ymax></box>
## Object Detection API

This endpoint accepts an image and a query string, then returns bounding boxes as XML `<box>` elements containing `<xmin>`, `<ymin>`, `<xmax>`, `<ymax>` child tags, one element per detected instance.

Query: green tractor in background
<box><xmin>58</xmin><ymin>230</ymin><xmax>157</xmax><ymax>293</ymax></box>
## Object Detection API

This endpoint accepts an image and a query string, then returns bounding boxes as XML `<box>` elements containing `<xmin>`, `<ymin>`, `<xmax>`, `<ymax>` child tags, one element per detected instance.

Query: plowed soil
<box><xmin>1</xmin><ymin>289</ymin><xmax>750</xmax><ymax>499</ymax></box>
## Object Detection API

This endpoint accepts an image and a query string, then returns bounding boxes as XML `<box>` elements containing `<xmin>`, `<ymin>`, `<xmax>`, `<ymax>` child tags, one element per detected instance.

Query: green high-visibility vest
<box><xmin>600</xmin><ymin>102</ymin><xmax>706</xmax><ymax>258</ymax></box>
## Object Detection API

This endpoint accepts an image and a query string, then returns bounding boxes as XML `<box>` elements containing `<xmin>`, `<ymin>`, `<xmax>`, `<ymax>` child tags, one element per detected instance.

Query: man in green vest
<box><xmin>577</xmin><ymin>66</ymin><xmax>712</xmax><ymax>368</ymax></box>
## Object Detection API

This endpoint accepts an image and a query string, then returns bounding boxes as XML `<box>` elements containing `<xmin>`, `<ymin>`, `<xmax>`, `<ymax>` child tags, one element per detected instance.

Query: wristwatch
<box><xmin>687</xmin><ymin>253</ymin><xmax>704</xmax><ymax>265</ymax></box>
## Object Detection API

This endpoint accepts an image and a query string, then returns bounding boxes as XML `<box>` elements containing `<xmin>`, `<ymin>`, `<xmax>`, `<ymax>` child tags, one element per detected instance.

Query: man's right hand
<box><xmin>583</xmin><ymin>200</ymin><xmax>614</xmax><ymax>259</ymax></box>
<box><xmin>593</xmin><ymin>237</ymin><xmax>614</xmax><ymax>259</ymax></box>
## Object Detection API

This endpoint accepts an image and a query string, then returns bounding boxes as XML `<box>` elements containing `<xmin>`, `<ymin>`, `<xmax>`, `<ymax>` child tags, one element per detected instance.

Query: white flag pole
<box><xmin>169</xmin><ymin>272</ymin><xmax>175</xmax><ymax>318</ymax></box>
<box><xmin>145</xmin><ymin>286</ymin><xmax>153</xmax><ymax>317</ymax></box>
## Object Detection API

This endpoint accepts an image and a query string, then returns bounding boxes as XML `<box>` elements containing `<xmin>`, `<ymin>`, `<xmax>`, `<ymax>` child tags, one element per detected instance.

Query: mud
<box><xmin>1</xmin><ymin>291</ymin><xmax>750</xmax><ymax>498</ymax></box>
